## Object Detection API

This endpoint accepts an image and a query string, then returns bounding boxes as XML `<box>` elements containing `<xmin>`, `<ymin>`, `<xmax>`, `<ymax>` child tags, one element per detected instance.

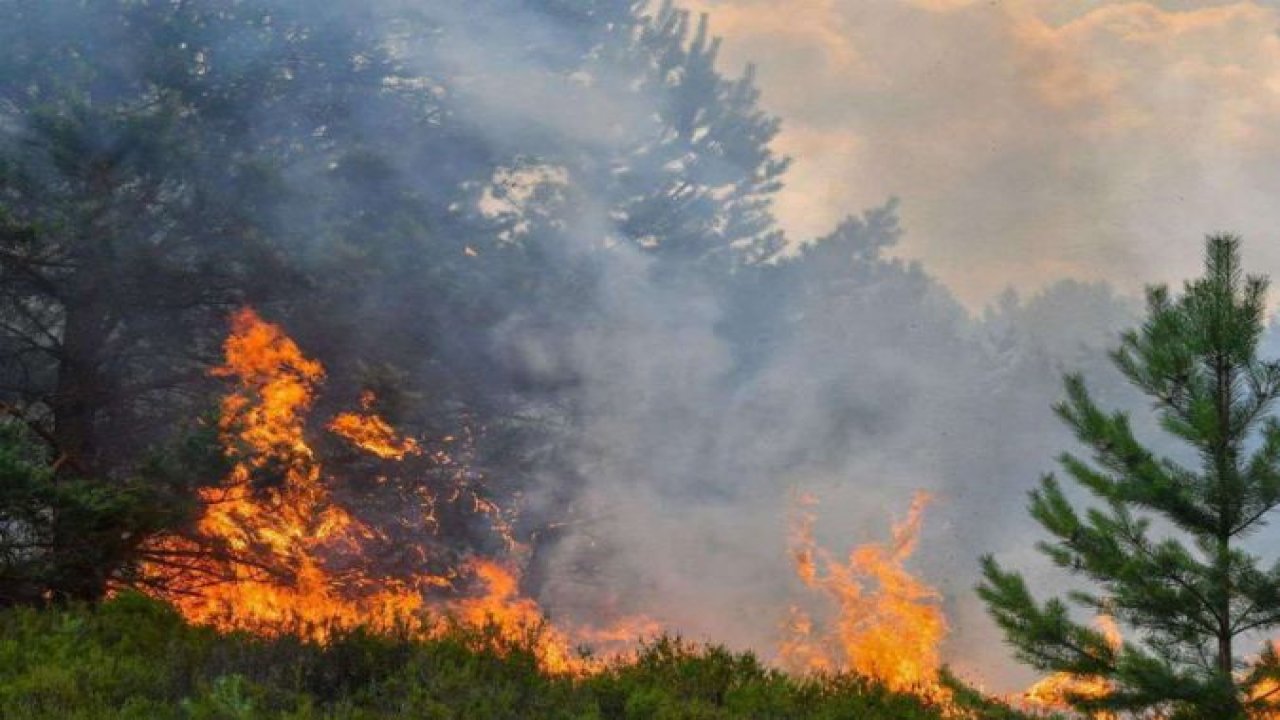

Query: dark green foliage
<box><xmin>0</xmin><ymin>0</ymin><xmax>318</xmax><ymax>473</ymax></box>
<box><xmin>0</xmin><ymin>593</ymin><xmax>967</xmax><ymax>719</ymax></box>
<box><xmin>979</xmin><ymin>236</ymin><xmax>1280</xmax><ymax>718</ymax></box>
<box><xmin>0</xmin><ymin>0</ymin><xmax>795</xmax><ymax>605</ymax></box>
<box><xmin>590</xmin><ymin>637</ymin><xmax>962</xmax><ymax>719</ymax></box>
<box><xmin>0</xmin><ymin>421</ymin><xmax>201</xmax><ymax>605</ymax></box>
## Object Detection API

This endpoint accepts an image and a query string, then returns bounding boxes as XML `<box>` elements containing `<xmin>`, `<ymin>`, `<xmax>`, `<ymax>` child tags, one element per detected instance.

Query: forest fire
<box><xmin>138</xmin><ymin>308</ymin><xmax>982</xmax><ymax>685</ymax></box>
<box><xmin>138</xmin><ymin>308</ymin><xmax>629</xmax><ymax>673</ymax></box>
<box><xmin>9</xmin><ymin>2</ymin><xmax>1280</xmax><ymax>716</ymax></box>
<box><xmin>135</xmin><ymin>308</ymin><xmax>1108</xmax><ymax>700</ymax></box>
<box><xmin>142</xmin><ymin>308</ymin><xmax>435</xmax><ymax>634</ymax></box>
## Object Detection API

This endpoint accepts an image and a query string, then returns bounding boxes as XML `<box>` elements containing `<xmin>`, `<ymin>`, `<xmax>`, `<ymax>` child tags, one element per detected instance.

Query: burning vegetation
<box><xmin>142</xmin><ymin>308</ymin><xmax>434</xmax><ymax>636</ymax></box>
<box><xmin>130</xmin><ymin>308</ymin><xmax>967</xmax><ymax>688</ymax></box>
<box><xmin>6</xmin><ymin>4</ymin><xmax>1280</xmax><ymax>715</ymax></box>
<box><xmin>137</xmin><ymin>308</ymin><xmax>653</xmax><ymax>674</ymax></box>
<box><xmin>110</xmin><ymin>308</ymin><xmax>967</xmax><ymax>696</ymax></box>
<box><xmin>22</xmin><ymin>299</ymin><xmax>1232</xmax><ymax>718</ymax></box>
<box><xmin>1021</xmin><ymin>616</ymin><xmax>1120</xmax><ymax>718</ymax></box>
<box><xmin>15</xmin><ymin>302</ymin><xmax>1276</xmax><ymax>717</ymax></box>
<box><xmin>781</xmin><ymin>491</ymin><xmax>947</xmax><ymax>698</ymax></box>
<box><xmin>125</xmin><ymin>307</ymin><xmax>1121</xmax><ymax>715</ymax></box>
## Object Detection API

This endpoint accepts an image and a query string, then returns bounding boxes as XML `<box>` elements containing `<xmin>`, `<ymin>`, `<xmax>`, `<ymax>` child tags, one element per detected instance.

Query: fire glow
<box><xmin>1021</xmin><ymin>616</ymin><xmax>1120</xmax><ymax>718</ymax></box>
<box><xmin>780</xmin><ymin>491</ymin><xmax>947</xmax><ymax>697</ymax></box>
<box><xmin>138</xmin><ymin>308</ymin><xmax>1098</xmax><ymax>709</ymax></box>
<box><xmin>139</xmin><ymin>308</ymin><xmax>624</xmax><ymax>673</ymax></box>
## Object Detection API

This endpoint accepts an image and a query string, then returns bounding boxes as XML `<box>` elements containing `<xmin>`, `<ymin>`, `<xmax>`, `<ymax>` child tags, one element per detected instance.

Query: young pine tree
<box><xmin>979</xmin><ymin>236</ymin><xmax>1280</xmax><ymax>719</ymax></box>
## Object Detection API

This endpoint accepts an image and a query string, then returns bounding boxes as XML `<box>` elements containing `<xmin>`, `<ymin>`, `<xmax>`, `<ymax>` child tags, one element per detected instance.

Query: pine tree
<box><xmin>979</xmin><ymin>236</ymin><xmax>1280</xmax><ymax>719</ymax></box>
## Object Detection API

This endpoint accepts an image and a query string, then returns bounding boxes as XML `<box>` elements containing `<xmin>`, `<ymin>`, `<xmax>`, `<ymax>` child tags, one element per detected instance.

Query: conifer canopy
<box><xmin>980</xmin><ymin>236</ymin><xmax>1280</xmax><ymax>719</ymax></box>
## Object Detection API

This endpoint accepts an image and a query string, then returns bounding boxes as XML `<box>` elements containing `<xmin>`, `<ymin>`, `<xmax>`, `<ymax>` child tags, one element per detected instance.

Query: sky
<box><xmin>682</xmin><ymin>0</ymin><xmax>1280</xmax><ymax>307</ymax></box>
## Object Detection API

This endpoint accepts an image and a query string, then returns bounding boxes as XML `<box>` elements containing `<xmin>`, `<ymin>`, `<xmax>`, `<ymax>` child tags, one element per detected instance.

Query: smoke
<box><xmin>7</xmin><ymin>0</ymin><xmax>1261</xmax><ymax>693</ymax></box>
<box><xmin>681</xmin><ymin>0</ymin><xmax>1280</xmax><ymax>306</ymax></box>
<box><xmin>525</xmin><ymin>207</ymin><xmax>1142</xmax><ymax>687</ymax></box>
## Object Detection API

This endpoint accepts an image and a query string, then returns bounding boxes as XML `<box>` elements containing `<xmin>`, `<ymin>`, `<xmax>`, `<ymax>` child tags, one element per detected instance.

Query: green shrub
<box><xmin>0</xmin><ymin>594</ymin><xmax>1019</xmax><ymax>719</ymax></box>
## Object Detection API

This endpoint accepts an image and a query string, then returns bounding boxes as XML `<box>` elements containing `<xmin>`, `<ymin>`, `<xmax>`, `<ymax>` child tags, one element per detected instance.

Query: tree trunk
<box><xmin>51</xmin><ymin>270</ymin><xmax>115</xmax><ymax>477</ymax></box>
<box><xmin>48</xmin><ymin>296</ymin><xmax>115</xmax><ymax>602</ymax></box>
<box><xmin>1213</xmin><ymin>352</ymin><xmax>1242</xmax><ymax>714</ymax></box>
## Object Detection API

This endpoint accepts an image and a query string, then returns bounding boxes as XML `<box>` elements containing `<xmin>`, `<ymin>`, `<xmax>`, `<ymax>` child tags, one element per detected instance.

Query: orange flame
<box><xmin>448</xmin><ymin>558</ymin><xmax>587</xmax><ymax>673</ymax></box>
<box><xmin>139</xmin><ymin>308</ymin><xmax>645</xmax><ymax>673</ymax></box>
<box><xmin>146</xmin><ymin>309</ymin><xmax>983</xmax><ymax>688</ymax></box>
<box><xmin>329</xmin><ymin>391</ymin><xmax>422</xmax><ymax>460</ymax></box>
<box><xmin>781</xmin><ymin>491</ymin><xmax>949</xmax><ymax>699</ymax></box>
<box><xmin>143</xmin><ymin>308</ymin><xmax>433</xmax><ymax>633</ymax></box>
<box><xmin>1021</xmin><ymin>615</ymin><xmax>1120</xmax><ymax>718</ymax></box>
<box><xmin>1251</xmin><ymin>643</ymin><xmax>1280</xmax><ymax>719</ymax></box>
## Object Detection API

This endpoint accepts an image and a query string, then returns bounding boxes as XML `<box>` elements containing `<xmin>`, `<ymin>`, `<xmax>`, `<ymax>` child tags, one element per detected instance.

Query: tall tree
<box><xmin>604</xmin><ymin>0</ymin><xmax>789</xmax><ymax>269</ymax></box>
<box><xmin>0</xmin><ymin>0</ymin><xmax>455</xmax><ymax>600</ymax></box>
<box><xmin>0</xmin><ymin>0</ymin><xmax>381</xmax><ymax>475</ymax></box>
<box><xmin>979</xmin><ymin>236</ymin><xmax>1280</xmax><ymax>718</ymax></box>
<box><xmin>0</xmin><ymin>0</ymin><xmax>795</xmax><ymax>602</ymax></box>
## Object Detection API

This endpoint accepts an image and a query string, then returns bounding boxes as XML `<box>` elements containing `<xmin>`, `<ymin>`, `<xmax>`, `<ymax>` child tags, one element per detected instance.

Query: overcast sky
<box><xmin>683</xmin><ymin>0</ymin><xmax>1280</xmax><ymax>307</ymax></box>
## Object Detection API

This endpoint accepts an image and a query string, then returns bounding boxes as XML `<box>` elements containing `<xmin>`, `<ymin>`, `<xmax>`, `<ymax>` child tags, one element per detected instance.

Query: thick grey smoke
<box><xmin>525</xmin><ymin>224</ymin><xmax>1143</xmax><ymax>687</ymax></box>
<box><xmin>8</xmin><ymin>0</ymin><xmax>1268</xmax><ymax>693</ymax></box>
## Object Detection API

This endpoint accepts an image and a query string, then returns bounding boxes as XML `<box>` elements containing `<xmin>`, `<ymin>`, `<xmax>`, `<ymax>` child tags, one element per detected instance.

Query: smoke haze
<box><xmin>684</xmin><ymin>0</ymin><xmax>1280</xmax><ymax>306</ymax></box>
<box><xmin>7</xmin><ymin>0</ymin><xmax>1278</xmax><ymax>694</ymax></box>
